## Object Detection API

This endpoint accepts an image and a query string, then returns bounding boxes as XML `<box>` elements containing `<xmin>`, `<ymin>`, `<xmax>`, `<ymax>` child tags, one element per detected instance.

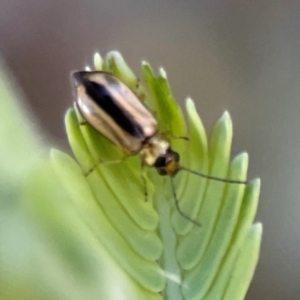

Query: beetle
<box><xmin>72</xmin><ymin>71</ymin><xmax>247</xmax><ymax>226</ymax></box>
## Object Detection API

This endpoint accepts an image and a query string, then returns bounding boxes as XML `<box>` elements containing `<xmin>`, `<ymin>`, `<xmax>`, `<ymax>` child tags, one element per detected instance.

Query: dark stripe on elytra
<box><xmin>83</xmin><ymin>78</ymin><xmax>145</xmax><ymax>138</ymax></box>
<box><xmin>76</xmin><ymin>100</ymin><xmax>126</xmax><ymax>147</ymax></box>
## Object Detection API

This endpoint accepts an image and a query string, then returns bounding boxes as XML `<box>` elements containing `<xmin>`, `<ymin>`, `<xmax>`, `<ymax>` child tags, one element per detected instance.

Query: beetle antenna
<box><xmin>179</xmin><ymin>166</ymin><xmax>248</xmax><ymax>185</ymax></box>
<box><xmin>170</xmin><ymin>177</ymin><xmax>201</xmax><ymax>227</ymax></box>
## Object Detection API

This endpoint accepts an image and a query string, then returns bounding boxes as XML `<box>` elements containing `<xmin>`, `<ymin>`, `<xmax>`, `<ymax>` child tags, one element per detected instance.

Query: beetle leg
<box><xmin>140</xmin><ymin>161</ymin><xmax>148</xmax><ymax>201</ymax></box>
<box><xmin>84</xmin><ymin>154</ymin><xmax>128</xmax><ymax>177</ymax></box>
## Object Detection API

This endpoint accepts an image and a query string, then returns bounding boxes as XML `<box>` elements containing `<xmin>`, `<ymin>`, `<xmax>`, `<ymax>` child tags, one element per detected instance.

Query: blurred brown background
<box><xmin>1</xmin><ymin>1</ymin><xmax>299</xmax><ymax>299</ymax></box>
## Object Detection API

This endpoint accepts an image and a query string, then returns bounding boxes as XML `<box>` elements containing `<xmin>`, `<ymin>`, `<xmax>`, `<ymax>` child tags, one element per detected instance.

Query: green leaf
<box><xmin>0</xmin><ymin>51</ymin><xmax>262</xmax><ymax>300</ymax></box>
<box><xmin>66</xmin><ymin>51</ymin><xmax>262</xmax><ymax>299</ymax></box>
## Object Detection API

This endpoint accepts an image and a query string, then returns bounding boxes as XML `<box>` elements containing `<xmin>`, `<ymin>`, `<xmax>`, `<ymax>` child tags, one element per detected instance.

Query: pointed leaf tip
<box><xmin>234</xmin><ymin>151</ymin><xmax>249</xmax><ymax>163</ymax></box>
<box><xmin>212</xmin><ymin>110</ymin><xmax>233</xmax><ymax>138</ymax></box>
<box><xmin>107</xmin><ymin>50</ymin><xmax>122</xmax><ymax>59</ymax></box>
<box><xmin>186</xmin><ymin>97</ymin><xmax>197</xmax><ymax>113</ymax></box>
<box><xmin>186</xmin><ymin>97</ymin><xmax>194</xmax><ymax>105</ymax></box>
<box><xmin>221</xmin><ymin>110</ymin><xmax>231</xmax><ymax>122</ymax></box>
<box><xmin>159</xmin><ymin>68</ymin><xmax>167</xmax><ymax>79</ymax></box>
<box><xmin>93</xmin><ymin>52</ymin><xmax>103</xmax><ymax>70</ymax></box>
<box><xmin>250</xmin><ymin>177</ymin><xmax>261</xmax><ymax>187</ymax></box>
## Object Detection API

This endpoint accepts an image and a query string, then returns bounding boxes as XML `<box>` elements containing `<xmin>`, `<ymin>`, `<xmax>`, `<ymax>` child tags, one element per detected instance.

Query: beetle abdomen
<box><xmin>73</xmin><ymin>71</ymin><xmax>158</xmax><ymax>154</ymax></box>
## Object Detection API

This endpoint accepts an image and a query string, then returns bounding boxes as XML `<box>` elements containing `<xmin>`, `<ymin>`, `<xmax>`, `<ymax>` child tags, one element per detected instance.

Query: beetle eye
<box><xmin>166</xmin><ymin>148</ymin><xmax>180</xmax><ymax>163</ymax></box>
<box><xmin>173</xmin><ymin>151</ymin><xmax>180</xmax><ymax>162</ymax></box>
<box><xmin>154</xmin><ymin>156</ymin><xmax>167</xmax><ymax>168</ymax></box>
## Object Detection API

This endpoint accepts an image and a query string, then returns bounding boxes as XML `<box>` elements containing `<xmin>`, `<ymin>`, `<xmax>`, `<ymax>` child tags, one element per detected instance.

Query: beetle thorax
<box><xmin>140</xmin><ymin>136</ymin><xmax>170</xmax><ymax>166</ymax></box>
